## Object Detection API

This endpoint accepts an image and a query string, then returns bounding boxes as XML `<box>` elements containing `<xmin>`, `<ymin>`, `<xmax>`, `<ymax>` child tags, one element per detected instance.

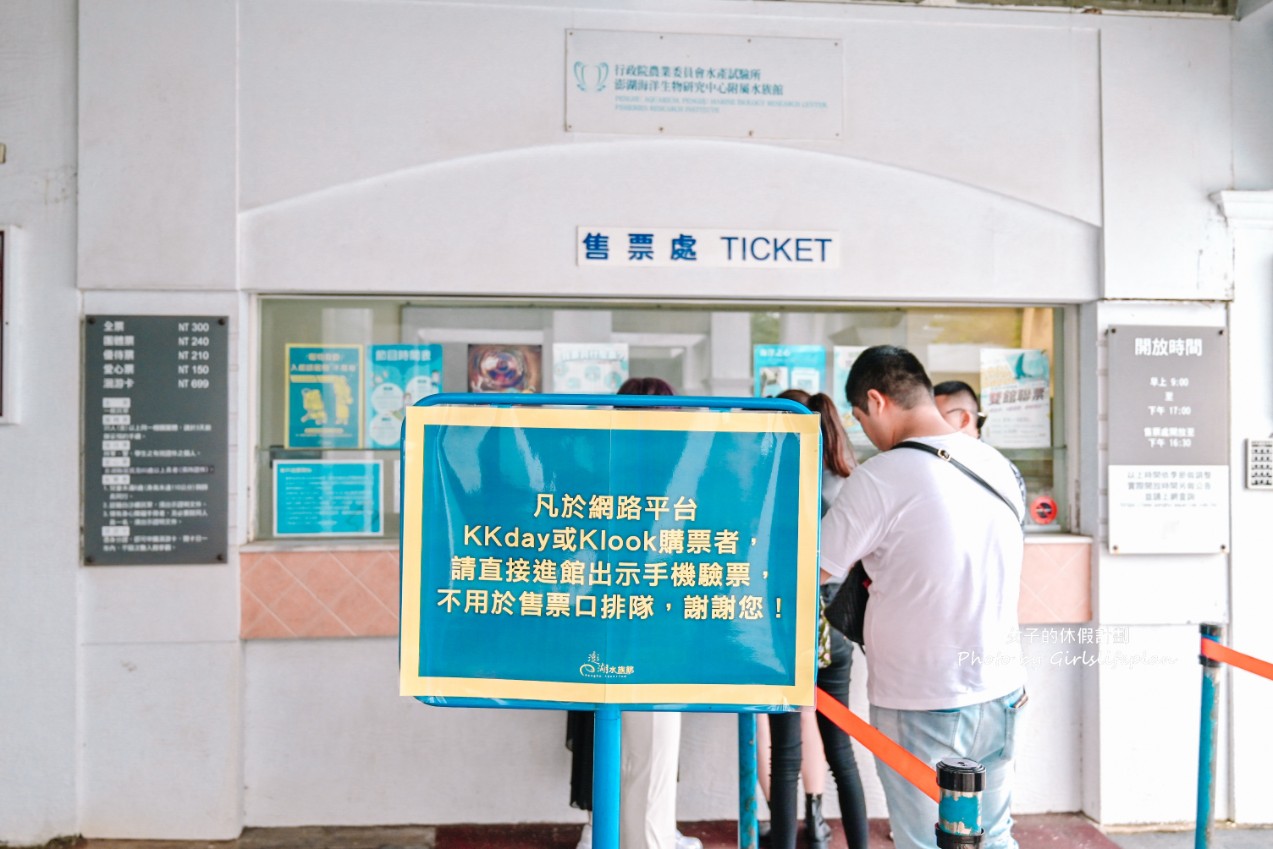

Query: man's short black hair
<box><xmin>844</xmin><ymin>345</ymin><xmax>933</xmax><ymax>411</ymax></box>
<box><xmin>932</xmin><ymin>380</ymin><xmax>981</xmax><ymax>413</ymax></box>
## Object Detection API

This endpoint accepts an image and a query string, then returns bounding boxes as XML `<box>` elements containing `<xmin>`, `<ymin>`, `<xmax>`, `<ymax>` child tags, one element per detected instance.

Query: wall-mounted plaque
<box><xmin>82</xmin><ymin>315</ymin><xmax>229</xmax><ymax>565</ymax></box>
<box><xmin>1107</xmin><ymin>325</ymin><xmax>1228</xmax><ymax>555</ymax></box>
<box><xmin>565</xmin><ymin>30</ymin><xmax>844</xmax><ymax>141</ymax></box>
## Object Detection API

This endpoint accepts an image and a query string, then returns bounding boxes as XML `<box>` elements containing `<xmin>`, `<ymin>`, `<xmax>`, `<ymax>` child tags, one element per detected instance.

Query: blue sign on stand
<box><xmin>399</xmin><ymin>395</ymin><xmax>820</xmax><ymax>710</ymax></box>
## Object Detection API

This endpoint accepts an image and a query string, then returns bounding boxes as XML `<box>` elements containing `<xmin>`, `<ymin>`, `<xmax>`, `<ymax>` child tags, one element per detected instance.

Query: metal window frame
<box><xmin>0</xmin><ymin>227</ymin><xmax>13</xmax><ymax>424</ymax></box>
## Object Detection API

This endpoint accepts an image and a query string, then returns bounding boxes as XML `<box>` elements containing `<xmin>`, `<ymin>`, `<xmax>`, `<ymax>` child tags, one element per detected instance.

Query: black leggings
<box><xmin>768</xmin><ymin>627</ymin><xmax>869</xmax><ymax>849</ymax></box>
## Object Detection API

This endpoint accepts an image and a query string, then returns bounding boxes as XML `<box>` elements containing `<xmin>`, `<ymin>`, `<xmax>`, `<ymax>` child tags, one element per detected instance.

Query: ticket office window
<box><xmin>256</xmin><ymin>299</ymin><xmax>1069</xmax><ymax>541</ymax></box>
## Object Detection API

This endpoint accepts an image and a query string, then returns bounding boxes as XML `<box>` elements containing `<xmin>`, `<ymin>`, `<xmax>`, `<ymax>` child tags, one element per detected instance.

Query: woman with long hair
<box><xmin>766</xmin><ymin>391</ymin><xmax>869</xmax><ymax>849</ymax></box>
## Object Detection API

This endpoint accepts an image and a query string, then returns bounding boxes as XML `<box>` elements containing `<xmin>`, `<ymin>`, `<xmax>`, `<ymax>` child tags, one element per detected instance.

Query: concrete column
<box><xmin>1216</xmin><ymin>190</ymin><xmax>1273</xmax><ymax>825</ymax></box>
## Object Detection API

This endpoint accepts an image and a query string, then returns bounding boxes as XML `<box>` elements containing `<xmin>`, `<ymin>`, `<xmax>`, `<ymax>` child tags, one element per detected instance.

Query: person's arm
<box><xmin>819</xmin><ymin>467</ymin><xmax>886</xmax><ymax>582</ymax></box>
<box><xmin>1010</xmin><ymin>460</ymin><xmax>1028</xmax><ymax>527</ymax></box>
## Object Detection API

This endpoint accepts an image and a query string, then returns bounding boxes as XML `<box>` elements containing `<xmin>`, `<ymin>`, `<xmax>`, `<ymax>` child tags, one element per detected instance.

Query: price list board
<box><xmin>82</xmin><ymin>315</ymin><xmax>229</xmax><ymax>565</ymax></box>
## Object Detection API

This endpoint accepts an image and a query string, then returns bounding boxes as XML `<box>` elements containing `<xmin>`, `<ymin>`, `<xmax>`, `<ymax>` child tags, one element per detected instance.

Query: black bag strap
<box><xmin>893</xmin><ymin>440</ymin><xmax>1022</xmax><ymax>526</ymax></box>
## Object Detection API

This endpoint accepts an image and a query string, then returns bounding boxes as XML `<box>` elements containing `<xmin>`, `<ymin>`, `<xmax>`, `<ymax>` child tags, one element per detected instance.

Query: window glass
<box><xmin>257</xmin><ymin>298</ymin><xmax>1067</xmax><ymax>540</ymax></box>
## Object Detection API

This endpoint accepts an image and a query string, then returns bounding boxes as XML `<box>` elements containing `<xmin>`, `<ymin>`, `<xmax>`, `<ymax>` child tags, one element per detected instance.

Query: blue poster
<box><xmin>753</xmin><ymin>345</ymin><xmax>826</xmax><ymax>397</ymax></box>
<box><xmin>832</xmin><ymin>346</ymin><xmax>873</xmax><ymax>450</ymax></box>
<box><xmin>285</xmin><ymin>344</ymin><xmax>363</xmax><ymax>449</ymax></box>
<box><xmin>399</xmin><ymin>403</ymin><xmax>821</xmax><ymax>710</ymax></box>
<box><xmin>274</xmin><ymin>460</ymin><xmax>383</xmax><ymax>537</ymax></box>
<box><xmin>367</xmin><ymin>344</ymin><xmax>443</xmax><ymax>448</ymax></box>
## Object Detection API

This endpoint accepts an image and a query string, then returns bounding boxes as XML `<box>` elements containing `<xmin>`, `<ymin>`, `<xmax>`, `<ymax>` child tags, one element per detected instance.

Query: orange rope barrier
<box><xmin>1201</xmin><ymin>638</ymin><xmax>1273</xmax><ymax>682</ymax></box>
<box><xmin>815</xmin><ymin>687</ymin><xmax>940</xmax><ymax>803</ymax></box>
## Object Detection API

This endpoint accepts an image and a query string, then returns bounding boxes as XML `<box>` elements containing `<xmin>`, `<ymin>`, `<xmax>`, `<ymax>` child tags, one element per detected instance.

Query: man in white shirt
<box><xmin>821</xmin><ymin>346</ymin><xmax>1027</xmax><ymax>849</ymax></box>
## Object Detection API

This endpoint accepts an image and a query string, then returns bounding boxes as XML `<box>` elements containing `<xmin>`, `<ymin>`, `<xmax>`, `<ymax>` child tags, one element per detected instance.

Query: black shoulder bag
<box><xmin>822</xmin><ymin>440</ymin><xmax>1021</xmax><ymax>648</ymax></box>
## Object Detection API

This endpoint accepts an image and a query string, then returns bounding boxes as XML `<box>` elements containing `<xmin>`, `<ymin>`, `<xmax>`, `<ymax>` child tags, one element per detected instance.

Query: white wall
<box><xmin>243</xmin><ymin>637</ymin><xmax>1083</xmax><ymax>826</ymax></box>
<box><xmin>1099</xmin><ymin>17</ymin><xmax>1234</xmax><ymax>301</ymax></box>
<box><xmin>236</xmin><ymin>0</ymin><xmax>1104</xmax><ymax>223</ymax></box>
<box><xmin>0</xmin><ymin>2</ymin><xmax>80</xmax><ymax>844</ymax></box>
<box><xmin>1233</xmin><ymin>5</ymin><xmax>1273</xmax><ymax>188</ymax></box>
<box><xmin>233</xmin><ymin>1</ymin><xmax>1109</xmax><ymax>301</ymax></box>
<box><xmin>1217</xmin><ymin>191</ymin><xmax>1273</xmax><ymax>825</ymax></box>
<box><xmin>76</xmin><ymin>289</ymin><xmax>247</xmax><ymax>840</ymax></box>
<box><xmin>73</xmin><ymin>1</ymin><xmax>246</xmax><ymax>839</ymax></box>
<box><xmin>77</xmin><ymin>0</ymin><xmax>237</xmax><ymax>292</ymax></box>
<box><xmin>240</xmin><ymin>141</ymin><xmax>1100</xmax><ymax>304</ymax></box>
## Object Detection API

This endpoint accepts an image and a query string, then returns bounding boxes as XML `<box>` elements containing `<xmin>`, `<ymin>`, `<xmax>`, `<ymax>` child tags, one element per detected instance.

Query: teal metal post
<box><xmin>595</xmin><ymin>706</ymin><xmax>623</xmax><ymax>849</ymax></box>
<box><xmin>738</xmin><ymin>713</ymin><xmax>758</xmax><ymax>849</ymax></box>
<box><xmin>936</xmin><ymin>758</ymin><xmax>984</xmax><ymax>847</ymax></box>
<box><xmin>1195</xmin><ymin>623</ymin><xmax>1223</xmax><ymax>849</ymax></box>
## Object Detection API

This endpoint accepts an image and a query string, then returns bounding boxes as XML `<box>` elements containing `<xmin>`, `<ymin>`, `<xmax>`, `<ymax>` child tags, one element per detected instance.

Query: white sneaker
<box><xmin>675</xmin><ymin>830</ymin><xmax>703</xmax><ymax>849</ymax></box>
<box><xmin>576</xmin><ymin>823</ymin><xmax>592</xmax><ymax>849</ymax></box>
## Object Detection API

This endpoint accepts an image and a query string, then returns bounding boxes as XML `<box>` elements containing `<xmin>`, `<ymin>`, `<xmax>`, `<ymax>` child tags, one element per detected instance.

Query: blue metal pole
<box><xmin>595</xmin><ymin>706</ymin><xmax>623</xmax><ymax>849</ymax></box>
<box><xmin>1195</xmin><ymin>623</ymin><xmax>1223</xmax><ymax>849</ymax></box>
<box><xmin>936</xmin><ymin>758</ymin><xmax>984</xmax><ymax>848</ymax></box>
<box><xmin>738</xmin><ymin>713</ymin><xmax>758</xmax><ymax>849</ymax></box>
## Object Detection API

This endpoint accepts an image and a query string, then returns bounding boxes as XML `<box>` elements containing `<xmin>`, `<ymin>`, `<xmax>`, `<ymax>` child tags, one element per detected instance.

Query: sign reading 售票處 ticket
<box><xmin>399</xmin><ymin>397</ymin><xmax>821</xmax><ymax>710</ymax></box>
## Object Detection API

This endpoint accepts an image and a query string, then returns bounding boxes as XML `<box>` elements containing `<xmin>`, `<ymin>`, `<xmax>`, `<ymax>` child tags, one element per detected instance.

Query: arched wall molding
<box><xmin>241</xmin><ymin>139</ymin><xmax>1100</xmax><ymax>304</ymax></box>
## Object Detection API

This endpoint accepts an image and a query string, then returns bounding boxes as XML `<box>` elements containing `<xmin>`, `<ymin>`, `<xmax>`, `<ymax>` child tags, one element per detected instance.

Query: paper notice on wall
<box><xmin>285</xmin><ymin>344</ymin><xmax>363</xmax><ymax>449</ymax></box>
<box><xmin>552</xmin><ymin>343</ymin><xmax>629</xmax><ymax>393</ymax></box>
<box><xmin>468</xmin><ymin>344</ymin><xmax>543</xmax><ymax>393</ymax></box>
<box><xmin>274</xmin><ymin>460</ymin><xmax>383</xmax><ymax>537</ymax></box>
<box><xmin>753</xmin><ymin>345</ymin><xmax>825</xmax><ymax>397</ymax></box>
<box><xmin>979</xmin><ymin>348</ymin><xmax>1051</xmax><ymax>449</ymax></box>
<box><xmin>832</xmin><ymin>346</ymin><xmax>872</xmax><ymax>451</ymax></box>
<box><xmin>367</xmin><ymin>344</ymin><xmax>442</xmax><ymax>448</ymax></box>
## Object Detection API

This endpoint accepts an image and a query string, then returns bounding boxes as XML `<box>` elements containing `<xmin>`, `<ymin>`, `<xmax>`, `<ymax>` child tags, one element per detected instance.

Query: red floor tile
<box><xmin>434</xmin><ymin>814</ymin><xmax>1121</xmax><ymax>849</ymax></box>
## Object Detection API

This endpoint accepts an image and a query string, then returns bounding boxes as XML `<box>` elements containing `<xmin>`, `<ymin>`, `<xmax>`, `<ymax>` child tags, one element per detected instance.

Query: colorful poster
<box><xmin>399</xmin><ymin>403</ymin><xmax>821</xmax><ymax>710</ymax></box>
<box><xmin>979</xmin><ymin>348</ymin><xmax>1052</xmax><ymax>449</ymax></box>
<box><xmin>367</xmin><ymin>344</ymin><xmax>443</xmax><ymax>448</ymax></box>
<box><xmin>274</xmin><ymin>460</ymin><xmax>383</xmax><ymax>537</ymax></box>
<box><xmin>468</xmin><ymin>344</ymin><xmax>543</xmax><ymax>393</ymax></box>
<box><xmin>832</xmin><ymin>346</ymin><xmax>873</xmax><ymax>450</ymax></box>
<box><xmin>552</xmin><ymin>343</ymin><xmax>629</xmax><ymax>393</ymax></box>
<box><xmin>753</xmin><ymin>345</ymin><xmax>826</xmax><ymax>397</ymax></box>
<box><xmin>285</xmin><ymin>345</ymin><xmax>363</xmax><ymax>449</ymax></box>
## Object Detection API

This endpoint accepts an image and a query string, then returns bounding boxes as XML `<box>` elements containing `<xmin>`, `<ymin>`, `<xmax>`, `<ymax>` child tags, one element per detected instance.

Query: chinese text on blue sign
<box><xmin>399</xmin><ymin>401</ymin><xmax>821</xmax><ymax>709</ymax></box>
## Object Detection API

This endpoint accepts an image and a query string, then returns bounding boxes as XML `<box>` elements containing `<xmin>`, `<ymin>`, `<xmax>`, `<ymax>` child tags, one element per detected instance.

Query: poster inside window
<box><xmin>257</xmin><ymin>300</ymin><xmax>1067</xmax><ymax>540</ymax></box>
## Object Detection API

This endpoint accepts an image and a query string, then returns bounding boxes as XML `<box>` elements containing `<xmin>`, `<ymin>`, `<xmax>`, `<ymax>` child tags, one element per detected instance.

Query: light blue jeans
<box><xmin>870</xmin><ymin>688</ymin><xmax>1025</xmax><ymax>849</ymax></box>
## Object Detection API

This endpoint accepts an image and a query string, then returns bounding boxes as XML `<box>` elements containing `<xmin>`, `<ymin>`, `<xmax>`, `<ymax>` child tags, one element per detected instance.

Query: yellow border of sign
<box><xmin>283</xmin><ymin>343</ymin><xmax>365</xmax><ymax>450</ymax></box>
<box><xmin>399</xmin><ymin>405</ymin><xmax>821</xmax><ymax>706</ymax></box>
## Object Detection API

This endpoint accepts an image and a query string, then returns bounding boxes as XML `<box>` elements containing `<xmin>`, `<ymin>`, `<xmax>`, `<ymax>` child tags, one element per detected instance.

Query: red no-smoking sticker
<box><xmin>1030</xmin><ymin>495</ymin><xmax>1058</xmax><ymax>525</ymax></box>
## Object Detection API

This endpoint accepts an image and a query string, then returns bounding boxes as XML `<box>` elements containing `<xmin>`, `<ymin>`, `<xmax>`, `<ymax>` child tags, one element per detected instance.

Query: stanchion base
<box><xmin>935</xmin><ymin>826</ymin><xmax>982</xmax><ymax>848</ymax></box>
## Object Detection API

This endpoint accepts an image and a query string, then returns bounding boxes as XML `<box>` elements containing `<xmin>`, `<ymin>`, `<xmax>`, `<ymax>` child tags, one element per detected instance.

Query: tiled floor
<box><xmin>80</xmin><ymin>815</ymin><xmax>1128</xmax><ymax>849</ymax></box>
<box><xmin>437</xmin><ymin>814</ymin><xmax>1125</xmax><ymax>849</ymax></box>
<box><xmin>432</xmin><ymin>819</ymin><xmax>1120</xmax><ymax>849</ymax></box>
<box><xmin>73</xmin><ymin>818</ymin><xmax>1273</xmax><ymax>849</ymax></box>
<box><xmin>1107</xmin><ymin>826</ymin><xmax>1273</xmax><ymax>849</ymax></box>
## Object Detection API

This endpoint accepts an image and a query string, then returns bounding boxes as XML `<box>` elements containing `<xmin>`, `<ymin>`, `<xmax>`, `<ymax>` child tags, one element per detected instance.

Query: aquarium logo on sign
<box><xmin>573</xmin><ymin>62</ymin><xmax>610</xmax><ymax>93</ymax></box>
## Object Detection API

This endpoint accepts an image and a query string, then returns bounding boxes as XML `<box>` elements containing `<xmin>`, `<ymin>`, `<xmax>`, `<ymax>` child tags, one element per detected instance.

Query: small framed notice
<box><xmin>274</xmin><ymin>460</ymin><xmax>384</xmax><ymax>537</ymax></box>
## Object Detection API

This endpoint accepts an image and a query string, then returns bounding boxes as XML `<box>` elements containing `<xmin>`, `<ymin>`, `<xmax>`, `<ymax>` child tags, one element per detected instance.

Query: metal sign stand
<box><xmin>595</xmin><ymin>705</ymin><xmax>623</xmax><ymax>849</ymax></box>
<box><xmin>406</xmin><ymin>392</ymin><xmax>814</xmax><ymax>849</ymax></box>
<box><xmin>738</xmin><ymin>713</ymin><xmax>759</xmax><ymax>849</ymax></box>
